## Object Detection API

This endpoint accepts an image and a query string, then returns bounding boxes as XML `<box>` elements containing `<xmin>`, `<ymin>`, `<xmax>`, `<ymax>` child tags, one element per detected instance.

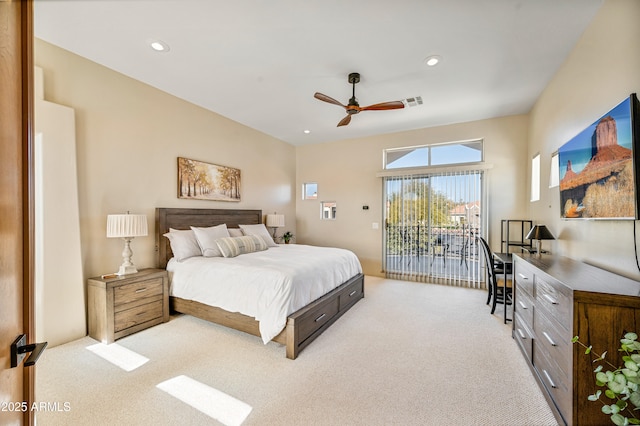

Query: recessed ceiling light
<box><xmin>150</xmin><ymin>40</ymin><xmax>170</xmax><ymax>52</ymax></box>
<box><xmin>303</xmin><ymin>130</ymin><xmax>311</xmax><ymax>134</ymax></box>
<box><xmin>424</xmin><ymin>55</ymin><xmax>441</xmax><ymax>67</ymax></box>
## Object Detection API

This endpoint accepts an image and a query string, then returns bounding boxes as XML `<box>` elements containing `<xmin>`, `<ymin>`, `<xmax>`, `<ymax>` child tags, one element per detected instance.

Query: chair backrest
<box><xmin>477</xmin><ymin>236</ymin><xmax>497</xmax><ymax>282</ymax></box>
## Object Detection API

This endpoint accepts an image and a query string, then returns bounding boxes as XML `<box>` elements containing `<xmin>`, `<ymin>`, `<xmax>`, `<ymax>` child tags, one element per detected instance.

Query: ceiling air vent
<box><xmin>403</xmin><ymin>96</ymin><xmax>423</xmax><ymax>107</ymax></box>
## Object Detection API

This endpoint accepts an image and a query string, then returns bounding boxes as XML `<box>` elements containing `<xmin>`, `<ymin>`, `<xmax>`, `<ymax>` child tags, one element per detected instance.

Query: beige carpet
<box><xmin>36</xmin><ymin>276</ymin><xmax>559</xmax><ymax>426</ymax></box>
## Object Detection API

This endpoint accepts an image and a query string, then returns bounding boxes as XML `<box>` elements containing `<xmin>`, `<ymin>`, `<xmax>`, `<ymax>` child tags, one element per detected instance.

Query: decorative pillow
<box><xmin>191</xmin><ymin>224</ymin><xmax>231</xmax><ymax>257</ymax></box>
<box><xmin>228</xmin><ymin>228</ymin><xmax>243</xmax><ymax>237</ymax></box>
<box><xmin>215</xmin><ymin>235</ymin><xmax>268</xmax><ymax>258</ymax></box>
<box><xmin>163</xmin><ymin>228</ymin><xmax>202</xmax><ymax>261</ymax></box>
<box><xmin>239</xmin><ymin>223</ymin><xmax>278</xmax><ymax>247</ymax></box>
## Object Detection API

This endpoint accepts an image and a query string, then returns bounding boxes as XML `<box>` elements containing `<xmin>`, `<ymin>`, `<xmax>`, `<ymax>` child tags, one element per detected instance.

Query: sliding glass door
<box><xmin>383</xmin><ymin>169</ymin><xmax>484</xmax><ymax>287</ymax></box>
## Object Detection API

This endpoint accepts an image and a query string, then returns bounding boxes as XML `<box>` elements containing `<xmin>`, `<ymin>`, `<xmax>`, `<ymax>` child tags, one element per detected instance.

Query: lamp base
<box><xmin>116</xmin><ymin>264</ymin><xmax>138</xmax><ymax>276</ymax></box>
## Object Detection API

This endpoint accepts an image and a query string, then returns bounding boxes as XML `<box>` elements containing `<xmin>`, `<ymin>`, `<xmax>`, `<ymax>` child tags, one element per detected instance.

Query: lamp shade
<box><xmin>525</xmin><ymin>224</ymin><xmax>555</xmax><ymax>240</ymax></box>
<box><xmin>106</xmin><ymin>214</ymin><xmax>148</xmax><ymax>238</ymax></box>
<box><xmin>266</xmin><ymin>214</ymin><xmax>285</xmax><ymax>228</ymax></box>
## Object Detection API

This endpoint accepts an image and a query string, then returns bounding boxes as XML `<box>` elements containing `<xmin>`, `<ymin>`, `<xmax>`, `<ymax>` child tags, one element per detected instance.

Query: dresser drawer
<box><xmin>514</xmin><ymin>259</ymin><xmax>535</xmax><ymax>298</ymax></box>
<box><xmin>514</xmin><ymin>286</ymin><xmax>534</xmax><ymax>329</ymax></box>
<box><xmin>534</xmin><ymin>342</ymin><xmax>571</xmax><ymax>423</ymax></box>
<box><xmin>114</xmin><ymin>299</ymin><xmax>163</xmax><ymax>332</ymax></box>
<box><xmin>513</xmin><ymin>312</ymin><xmax>534</xmax><ymax>363</ymax></box>
<box><xmin>339</xmin><ymin>278</ymin><xmax>363</xmax><ymax>310</ymax></box>
<box><xmin>534</xmin><ymin>309</ymin><xmax>571</xmax><ymax>379</ymax></box>
<box><xmin>297</xmin><ymin>297</ymin><xmax>340</xmax><ymax>343</ymax></box>
<box><xmin>114</xmin><ymin>278</ymin><xmax>164</xmax><ymax>306</ymax></box>
<box><xmin>536</xmin><ymin>276</ymin><xmax>571</xmax><ymax>330</ymax></box>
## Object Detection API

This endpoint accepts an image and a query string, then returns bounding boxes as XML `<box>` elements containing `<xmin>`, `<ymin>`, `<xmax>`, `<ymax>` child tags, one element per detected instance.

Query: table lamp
<box><xmin>525</xmin><ymin>224</ymin><xmax>555</xmax><ymax>255</ymax></box>
<box><xmin>107</xmin><ymin>213</ymin><xmax>148</xmax><ymax>275</ymax></box>
<box><xmin>266</xmin><ymin>213</ymin><xmax>285</xmax><ymax>239</ymax></box>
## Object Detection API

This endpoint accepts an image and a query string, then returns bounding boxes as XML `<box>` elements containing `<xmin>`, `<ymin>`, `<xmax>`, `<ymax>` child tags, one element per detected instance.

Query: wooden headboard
<box><xmin>155</xmin><ymin>207</ymin><xmax>262</xmax><ymax>268</ymax></box>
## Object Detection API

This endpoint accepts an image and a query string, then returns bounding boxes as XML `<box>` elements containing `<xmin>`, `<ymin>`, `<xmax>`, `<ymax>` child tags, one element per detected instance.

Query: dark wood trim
<box><xmin>21</xmin><ymin>1</ymin><xmax>35</xmax><ymax>424</ymax></box>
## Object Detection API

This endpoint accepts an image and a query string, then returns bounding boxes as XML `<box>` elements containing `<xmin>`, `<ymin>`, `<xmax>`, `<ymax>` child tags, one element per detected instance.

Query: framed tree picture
<box><xmin>177</xmin><ymin>157</ymin><xmax>241</xmax><ymax>202</ymax></box>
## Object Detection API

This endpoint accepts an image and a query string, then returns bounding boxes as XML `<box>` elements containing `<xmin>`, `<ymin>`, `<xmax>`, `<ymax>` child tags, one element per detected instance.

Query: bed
<box><xmin>155</xmin><ymin>207</ymin><xmax>364</xmax><ymax>359</ymax></box>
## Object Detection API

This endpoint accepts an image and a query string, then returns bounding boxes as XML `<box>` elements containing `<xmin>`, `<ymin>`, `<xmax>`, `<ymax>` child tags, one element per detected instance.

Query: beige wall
<box><xmin>296</xmin><ymin>114</ymin><xmax>530</xmax><ymax>276</ymax></box>
<box><xmin>35</xmin><ymin>40</ymin><xmax>297</xmax><ymax>344</ymax></box>
<box><xmin>527</xmin><ymin>0</ymin><xmax>640</xmax><ymax>279</ymax></box>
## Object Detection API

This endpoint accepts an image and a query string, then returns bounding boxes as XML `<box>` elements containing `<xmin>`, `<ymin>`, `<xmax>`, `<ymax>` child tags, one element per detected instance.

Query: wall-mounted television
<box><xmin>558</xmin><ymin>93</ymin><xmax>640</xmax><ymax>220</ymax></box>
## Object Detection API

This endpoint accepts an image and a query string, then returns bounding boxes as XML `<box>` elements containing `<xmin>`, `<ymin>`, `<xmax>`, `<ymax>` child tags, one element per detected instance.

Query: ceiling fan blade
<box><xmin>314</xmin><ymin>92</ymin><xmax>346</xmax><ymax>108</ymax></box>
<box><xmin>337</xmin><ymin>115</ymin><xmax>352</xmax><ymax>127</ymax></box>
<box><xmin>360</xmin><ymin>101</ymin><xmax>405</xmax><ymax>111</ymax></box>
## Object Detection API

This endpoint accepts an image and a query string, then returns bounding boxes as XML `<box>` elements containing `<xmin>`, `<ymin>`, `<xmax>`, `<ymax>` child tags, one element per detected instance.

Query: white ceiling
<box><xmin>34</xmin><ymin>0</ymin><xmax>603</xmax><ymax>146</ymax></box>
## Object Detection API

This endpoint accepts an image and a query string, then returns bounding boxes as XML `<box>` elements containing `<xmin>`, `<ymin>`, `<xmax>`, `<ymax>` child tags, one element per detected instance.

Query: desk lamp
<box><xmin>525</xmin><ymin>224</ymin><xmax>555</xmax><ymax>255</ymax></box>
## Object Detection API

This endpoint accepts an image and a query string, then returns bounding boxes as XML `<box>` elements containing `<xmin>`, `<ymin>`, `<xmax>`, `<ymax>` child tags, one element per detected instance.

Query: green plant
<box><xmin>282</xmin><ymin>231</ymin><xmax>294</xmax><ymax>244</ymax></box>
<box><xmin>572</xmin><ymin>332</ymin><xmax>640</xmax><ymax>425</ymax></box>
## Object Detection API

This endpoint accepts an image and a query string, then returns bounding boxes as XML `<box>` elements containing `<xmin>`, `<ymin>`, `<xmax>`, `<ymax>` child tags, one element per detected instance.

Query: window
<box><xmin>549</xmin><ymin>152</ymin><xmax>559</xmax><ymax>188</ymax></box>
<box><xmin>384</xmin><ymin>139</ymin><xmax>483</xmax><ymax>169</ymax></box>
<box><xmin>303</xmin><ymin>182</ymin><xmax>317</xmax><ymax>200</ymax></box>
<box><xmin>321</xmin><ymin>201</ymin><xmax>336</xmax><ymax>220</ymax></box>
<box><xmin>531</xmin><ymin>154</ymin><xmax>540</xmax><ymax>202</ymax></box>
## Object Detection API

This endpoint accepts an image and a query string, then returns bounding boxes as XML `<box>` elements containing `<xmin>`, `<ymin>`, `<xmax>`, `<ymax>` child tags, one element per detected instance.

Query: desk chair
<box><xmin>478</xmin><ymin>237</ymin><xmax>512</xmax><ymax>314</ymax></box>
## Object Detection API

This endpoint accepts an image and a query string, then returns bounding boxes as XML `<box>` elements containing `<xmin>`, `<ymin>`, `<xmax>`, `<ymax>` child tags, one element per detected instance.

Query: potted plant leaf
<box><xmin>572</xmin><ymin>332</ymin><xmax>640</xmax><ymax>425</ymax></box>
<box><xmin>282</xmin><ymin>231</ymin><xmax>294</xmax><ymax>244</ymax></box>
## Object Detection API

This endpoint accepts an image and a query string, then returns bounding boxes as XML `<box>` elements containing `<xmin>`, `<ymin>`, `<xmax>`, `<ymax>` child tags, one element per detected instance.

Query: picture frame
<box><xmin>558</xmin><ymin>94</ymin><xmax>640</xmax><ymax>220</ymax></box>
<box><xmin>177</xmin><ymin>157</ymin><xmax>241</xmax><ymax>202</ymax></box>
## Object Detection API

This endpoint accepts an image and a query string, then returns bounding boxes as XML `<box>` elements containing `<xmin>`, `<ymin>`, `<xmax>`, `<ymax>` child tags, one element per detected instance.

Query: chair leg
<box><xmin>490</xmin><ymin>285</ymin><xmax>498</xmax><ymax>314</ymax></box>
<box><xmin>486</xmin><ymin>282</ymin><xmax>492</xmax><ymax>305</ymax></box>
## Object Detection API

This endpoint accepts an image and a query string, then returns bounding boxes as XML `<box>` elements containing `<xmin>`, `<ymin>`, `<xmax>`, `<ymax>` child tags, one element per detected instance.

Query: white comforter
<box><xmin>166</xmin><ymin>244</ymin><xmax>362</xmax><ymax>343</ymax></box>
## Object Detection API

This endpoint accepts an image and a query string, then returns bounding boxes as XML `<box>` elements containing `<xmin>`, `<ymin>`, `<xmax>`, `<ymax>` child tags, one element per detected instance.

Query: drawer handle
<box><xmin>543</xmin><ymin>369</ymin><xmax>557</xmax><ymax>389</ymax></box>
<box><xmin>542</xmin><ymin>294</ymin><xmax>558</xmax><ymax>305</ymax></box>
<box><xmin>518</xmin><ymin>300</ymin><xmax>528</xmax><ymax>309</ymax></box>
<box><xmin>543</xmin><ymin>331</ymin><xmax>557</xmax><ymax>346</ymax></box>
<box><xmin>518</xmin><ymin>273</ymin><xmax>528</xmax><ymax>280</ymax></box>
<box><xmin>315</xmin><ymin>313</ymin><xmax>326</xmax><ymax>322</ymax></box>
<box><xmin>349</xmin><ymin>290</ymin><xmax>357</xmax><ymax>297</ymax></box>
<box><xmin>517</xmin><ymin>328</ymin><xmax>526</xmax><ymax>339</ymax></box>
<box><xmin>135</xmin><ymin>288</ymin><xmax>147</xmax><ymax>293</ymax></box>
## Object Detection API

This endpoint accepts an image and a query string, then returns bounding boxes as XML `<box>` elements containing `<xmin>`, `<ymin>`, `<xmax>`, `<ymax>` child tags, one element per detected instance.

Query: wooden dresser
<box><xmin>512</xmin><ymin>254</ymin><xmax>640</xmax><ymax>426</ymax></box>
<box><xmin>88</xmin><ymin>268</ymin><xmax>169</xmax><ymax>343</ymax></box>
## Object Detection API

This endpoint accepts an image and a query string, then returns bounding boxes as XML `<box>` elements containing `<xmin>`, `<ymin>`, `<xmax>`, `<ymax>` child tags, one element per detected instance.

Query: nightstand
<box><xmin>88</xmin><ymin>268</ymin><xmax>169</xmax><ymax>343</ymax></box>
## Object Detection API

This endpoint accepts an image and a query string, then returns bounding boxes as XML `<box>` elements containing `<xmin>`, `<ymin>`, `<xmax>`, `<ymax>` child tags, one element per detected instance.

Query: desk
<box><xmin>491</xmin><ymin>252</ymin><xmax>512</xmax><ymax>324</ymax></box>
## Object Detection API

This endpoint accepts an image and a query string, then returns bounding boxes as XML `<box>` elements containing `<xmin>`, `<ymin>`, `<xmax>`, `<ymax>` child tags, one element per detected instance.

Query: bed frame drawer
<box><xmin>339</xmin><ymin>277</ymin><xmax>364</xmax><ymax>310</ymax></box>
<box><xmin>297</xmin><ymin>297</ymin><xmax>340</xmax><ymax>343</ymax></box>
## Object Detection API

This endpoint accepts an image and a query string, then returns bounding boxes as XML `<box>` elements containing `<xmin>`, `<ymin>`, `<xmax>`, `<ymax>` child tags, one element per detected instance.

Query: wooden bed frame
<box><xmin>155</xmin><ymin>207</ymin><xmax>364</xmax><ymax>359</ymax></box>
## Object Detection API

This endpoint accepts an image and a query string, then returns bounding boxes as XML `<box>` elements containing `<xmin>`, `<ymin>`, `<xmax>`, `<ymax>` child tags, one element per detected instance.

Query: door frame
<box><xmin>0</xmin><ymin>0</ymin><xmax>35</xmax><ymax>424</ymax></box>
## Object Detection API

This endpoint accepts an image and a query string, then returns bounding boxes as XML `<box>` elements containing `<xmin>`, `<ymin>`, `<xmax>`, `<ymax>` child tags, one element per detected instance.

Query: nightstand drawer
<box><xmin>114</xmin><ymin>278</ymin><xmax>163</xmax><ymax>306</ymax></box>
<box><xmin>115</xmin><ymin>299</ymin><xmax>163</xmax><ymax>332</ymax></box>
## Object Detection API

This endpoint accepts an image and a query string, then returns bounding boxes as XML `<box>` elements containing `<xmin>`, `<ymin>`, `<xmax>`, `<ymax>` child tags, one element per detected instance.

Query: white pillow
<box><xmin>163</xmin><ymin>228</ymin><xmax>202</xmax><ymax>261</ymax></box>
<box><xmin>191</xmin><ymin>224</ymin><xmax>231</xmax><ymax>257</ymax></box>
<box><xmin>215</xmin><ymin>235</ymin><xmax>268</xmax><ymax>258</ymax></box>
<box><xmin>228</xmin><ymin>228</ymin><xmax>243</xmax><ymax>237</ymax></box>
<box><xmin>239</xmin><ymin>223</ymin><xmax>278</xmax><ymax>247</ymax></box>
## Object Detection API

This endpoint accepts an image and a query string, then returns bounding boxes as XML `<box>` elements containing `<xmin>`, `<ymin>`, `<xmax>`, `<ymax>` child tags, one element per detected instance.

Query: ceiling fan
<box><xmin>314</xmin><ymin>72</ymin><xmax>405</xmax><ymax>127</ymax></box>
